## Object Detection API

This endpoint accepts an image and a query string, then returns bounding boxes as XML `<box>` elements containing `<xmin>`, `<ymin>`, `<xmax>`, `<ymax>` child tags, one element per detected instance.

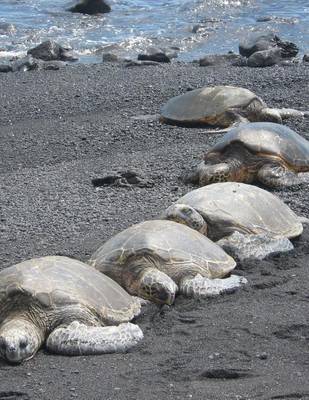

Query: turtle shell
<box><xmin>160</xmin><ymin>86</ymin><xmax>262</xmax><ymax>125</ymax></box>
<box><xmin>173</xmin><ymin>182</ymin><xmax>303</xmax><ymax>240</ymax></box>
<box><xmin>0</xmin><ymin>256</ymin><xmax>139</xmax><ymax>325</ymax></box>
<box><xmin>89</xmin><ymin>220</ymin><xmax>236</xmax><ymax>284</ymax></box>
<box><xmin>207</xmin><ymin>122</ymin><xmax>309</xmax><ymax>170</ymax></box>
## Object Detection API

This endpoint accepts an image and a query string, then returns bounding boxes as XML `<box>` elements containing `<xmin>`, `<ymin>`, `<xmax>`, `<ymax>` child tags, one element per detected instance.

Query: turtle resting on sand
<box><xmin>0</xmin><ymin>256</ymin><xmax>142</xmax><ymax>364</ymax></box>
<box><xmin>186</xmin><ymin>122</ymin><xmax>309</xmax><ymax>188</ymax></box>
<box><xmin>160</xmin><ymin>85</ymin><xmax>309</xmax><ymax>130</ymax></box>
<box><xmin>89</xmin><ymin>220</ymin><xmax>247</xmax><ymax>304</ymax></box>
<box><xmin>162</xmin><ymin>182</ymin><xmax>304</xmax><ymax>260</ymax></box>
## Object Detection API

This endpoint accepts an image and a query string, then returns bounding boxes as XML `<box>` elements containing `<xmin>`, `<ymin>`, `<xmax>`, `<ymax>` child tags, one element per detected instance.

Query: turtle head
<box><xmin>137</xmin><ymin>268</ymin><xmax>177</xmax><ymax>305</ymax></box>
<box><xmin>0</xmin><ymin>319</ymin><xmax>43</xmax><ymax>364</ymax></box>
<box><xmin>162</xmin><ymin>204</ymin><xmax>207</xmax><ymax>235</ymax></box>
<box><xmin>259</xmin><ymin>107</ymin><xmax>282</xmax><ymax>124</ymax></box>
<box><xmin>199</xmin><ymin>162</ymin><xmax>234</xmax><ymax>186</ymax></box>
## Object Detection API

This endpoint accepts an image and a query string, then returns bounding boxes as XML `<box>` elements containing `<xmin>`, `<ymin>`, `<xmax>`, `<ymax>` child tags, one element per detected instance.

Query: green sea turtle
<box><xmin>186</xmin><ymin>122</ymin><xmax>309</xmax><ymax>187</ymax></box>
<box><xmin>162</xmin><ymin>182</ymin><xmax>304</xmax><ymax>260</ymax></box>
<box><xmin>89</xmin><ymin>220</ymin><xmax>246</xmax><ymax>304</ymax></box>
<box><xmin>0</xmin><ymin>256</ymin><xmax>142</xmax><ymax>364</ymax></box>
<box><xmin>160</xmin><ymin>86</ymin><xmax>308</xmax><ymax>130</ymax></box>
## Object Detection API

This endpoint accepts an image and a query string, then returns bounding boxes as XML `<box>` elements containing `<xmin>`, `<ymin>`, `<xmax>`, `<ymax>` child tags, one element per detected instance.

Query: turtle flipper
<box><xmin>217</xmin><ymin>231</ymin><xmax>294</xmax><ymax>261</ymax></box>
<box><xmin>46</xmin><ymin>321</ymin><xmax>143</xmax><ymax>355</ymax></box>
<box><xmin>257</xmin><ymin>164</ymin><xmax>307</xmax><ymax>187</ymax></box>
<box><xmin>179</xmin><ymin>274</ymin><xmax>247</xmax><ymax>298</ymax></box>
<box><xmin>275</xmin><ymin>108</ymin><xmax>309</xmax><ymax>120</ymax></box>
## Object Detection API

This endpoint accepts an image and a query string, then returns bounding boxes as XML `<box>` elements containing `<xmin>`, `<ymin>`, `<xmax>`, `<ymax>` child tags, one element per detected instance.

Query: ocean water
<box><xmin>0</xmin><ymin>0</ymin><xmax>308</xmax><ymax>63</ymax></box>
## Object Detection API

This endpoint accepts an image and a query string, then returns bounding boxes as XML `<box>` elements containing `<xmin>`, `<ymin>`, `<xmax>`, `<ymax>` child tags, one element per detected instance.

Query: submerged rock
<box><xmin>0</xmin><ymin>22</ymin><xmax>16</xmax><ymax>34</ymax></box>
<box><xmin>27</xmin><ymin>40</ymin><xmax>78</xmax><ymax>62</ymax></box>
<box><xmin>239</xmin><ymin>32</ymin><xmax>298</xmax><ymax>59</ymax></box>
<box><xmin>239</xmin><ymin>31</ymin><xmax>298</xmax><ymax>68</ymax></box>
<box><xmin>68</xmin><ymin>0</ymin><xmax>111</xmax><ymax>14</ymax></box>
<box><xmin>239</xmin><ymin>32</ymin><xmax>279</xmax><ymax>58</ymax></box>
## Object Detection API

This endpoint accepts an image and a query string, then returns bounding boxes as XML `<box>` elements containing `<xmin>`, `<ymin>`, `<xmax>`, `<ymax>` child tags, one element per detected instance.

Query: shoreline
<box><xmin>0</xmin><ymin>62</ymin><xmax>309</xmax><ymax>399</ymax></box>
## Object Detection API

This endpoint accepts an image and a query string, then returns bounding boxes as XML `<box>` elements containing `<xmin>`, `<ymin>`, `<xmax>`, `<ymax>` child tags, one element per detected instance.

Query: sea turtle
<box><xmin>160</xmin><ymin>85</ymin><xmax>308</xmax><ymax>130</ymax></box>
<box><xmin>162</xmin><ymin>182</ymin><xmax>304</xmax><ymax>260</ymax></box>
<box><xmin>185</xmin><ymin>122</ymin><xmax>309</xmax><ymax>187</ymax></box>
<box><xmin>0</xmin><ymin>256</ymin><xmax>142</xmax><ymax>364</ymax></box>
<box><xmin>89</xmin><ymin>220</ymin><xmax>246</xmax><ymax>304</ymax></box>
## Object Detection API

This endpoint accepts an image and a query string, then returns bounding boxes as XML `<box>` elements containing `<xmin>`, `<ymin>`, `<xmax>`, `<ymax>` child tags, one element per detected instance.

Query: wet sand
<box><xmin>0</xmin><ymin>62</ymin><xmax>308</xmax><ymax>400</ymax></box>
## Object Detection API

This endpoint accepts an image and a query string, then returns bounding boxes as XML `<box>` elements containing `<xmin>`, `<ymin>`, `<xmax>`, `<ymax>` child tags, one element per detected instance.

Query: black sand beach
<box><xmin>0</xmin><ymin>62</ymin><xmax>308</xmax><ymax>399</ymax></box>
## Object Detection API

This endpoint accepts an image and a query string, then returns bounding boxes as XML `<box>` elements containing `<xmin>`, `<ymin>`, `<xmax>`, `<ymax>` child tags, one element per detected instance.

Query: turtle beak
<box><xmin>156</xmin><ymin>288</ymin><xmax>175</xmax><ymax>306</ymax></box>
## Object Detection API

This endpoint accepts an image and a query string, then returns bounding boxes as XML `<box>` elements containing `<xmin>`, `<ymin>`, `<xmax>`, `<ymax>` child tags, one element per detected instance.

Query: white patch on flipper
<box><xmin>181</xmin><ymin>273</ymin><xmax>247</xmax><ymax>298</ymax></box>
<box><xmin>46</xmin><ymin>321</ymin><xmax>143</xmax><ymax>355</ymax></box>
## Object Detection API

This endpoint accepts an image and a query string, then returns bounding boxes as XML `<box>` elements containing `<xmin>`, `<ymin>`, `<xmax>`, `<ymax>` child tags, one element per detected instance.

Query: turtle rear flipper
<box><xmin>46</xmin><ymin>321</ymin><xmax>143</xmax><ymax>355</ymax></box>
<box><xmin>179</xmin><ymin>274</ymin><xmax>247</xmax><ymax>298</ymax></box>
<box><xmin>257</xmin><ymin>163</ymin><xmax>309</xmax><ymax>187</ymax></box>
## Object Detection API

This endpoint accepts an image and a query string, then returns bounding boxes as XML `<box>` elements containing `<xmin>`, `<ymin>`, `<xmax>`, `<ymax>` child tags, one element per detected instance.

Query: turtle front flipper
<box><xmin>46</xmin><ymin>321</ymin><xmax>143</xmax><ymax>355</ymax></box>
<box><xmin>179</xmin><ymin>274</ymin><xmax>247</xmax><ymax>298</ymax></box>
<box><xmin>257</xmin><ymin>163</ymin><xmax>308</xmax><ymax>187</ymax></box>
<box><xmin>216</xmin><ymin>231</ymin><xmax>294</xmax><ymax>261</ymax></box>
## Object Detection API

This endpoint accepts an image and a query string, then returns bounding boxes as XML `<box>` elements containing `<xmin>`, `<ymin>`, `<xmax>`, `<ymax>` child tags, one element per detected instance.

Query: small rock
<box><xmin>92</xmin><ymin>170</ymin><xmax>154</xmax><ymax>188</ymax></box>
<box><xmin>125</xmin><ymin>60</ymin><xmax>162</xmax><ymax>67</ymax></box>
<box><xmin>257</xmin><ymin>352</ymin><xmax>268</xmax><ymax>360</ymax></box>
<box><xmin>0</xmin><ymin>64</ymin><xmax>13</xmax><ymax>73</ymax></box>
<box><xmin>102</xmin><ymin>53</ymin><xmax>119</xmax><ymax>62</ymax></box>
<box><xmin>138</xmin><ymin>52</ymin><xmax>170</xmax><ymax>63</ymax></box>
<box><xmin>43</xmin><ymin>60</ymin><xmax>67</xmax><ymax>70</ymax></box>
<box><xmin>199</xmin><ymin>53</ymin><xmax>243</xmax><ymax>67</ymax></box>
<box><xmin>27</xmin><ymin>40</ymin><xmax>78</xmax><ymax>62</ymax></box>
<box><xmin>247</xmin><ymin>47</ymin><xmax>282</xmax><ymax>67</ymax></box>
<box><xmin>11</xmin><ymin>55</ymin><xmax>41</xmax><ymax>72</ymax></box>
<box><xmin>303</xmin><ymin>54</ymin><xmax>309</xmax><ymax>62</ymax></box>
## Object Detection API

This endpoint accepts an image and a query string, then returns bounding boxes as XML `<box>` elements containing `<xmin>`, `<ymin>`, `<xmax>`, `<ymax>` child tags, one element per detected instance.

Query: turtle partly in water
<box><xmin>186</xmin><ymin>122</ymin><xmax>309</xmax><ymax>188</ymax></box>
<box><xmin>89</xmin><ymin>220</ymin><xmax>246</xmax><ymax>304</ymax></box>
<box><xmin>162</xmin><ymin>182</ymin><xmax>304</xmax><ymax>260</ymax></box>
<box><xmin>0</xmin><ymin>256</ymin><xmax>142</xmax><ymax>364</ymax></box>
<box><xmin>160</xmin><ymin>86</ymin><xmax>308</xmax><ymax>130</ymax></box>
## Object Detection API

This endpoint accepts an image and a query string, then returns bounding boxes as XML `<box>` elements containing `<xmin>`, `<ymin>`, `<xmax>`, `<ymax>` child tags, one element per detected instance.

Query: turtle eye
<box><xmin>19</xmin><ymin>339</ymin><xmax>28</xmax><ymax>349</ymax></box>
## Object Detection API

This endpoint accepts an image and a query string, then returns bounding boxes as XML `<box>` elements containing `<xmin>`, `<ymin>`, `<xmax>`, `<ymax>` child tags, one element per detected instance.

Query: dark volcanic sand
<box><xmin>0</xmin><ymin>62</ymin><xmax>308</xmax><ymax>400</ymax></box>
